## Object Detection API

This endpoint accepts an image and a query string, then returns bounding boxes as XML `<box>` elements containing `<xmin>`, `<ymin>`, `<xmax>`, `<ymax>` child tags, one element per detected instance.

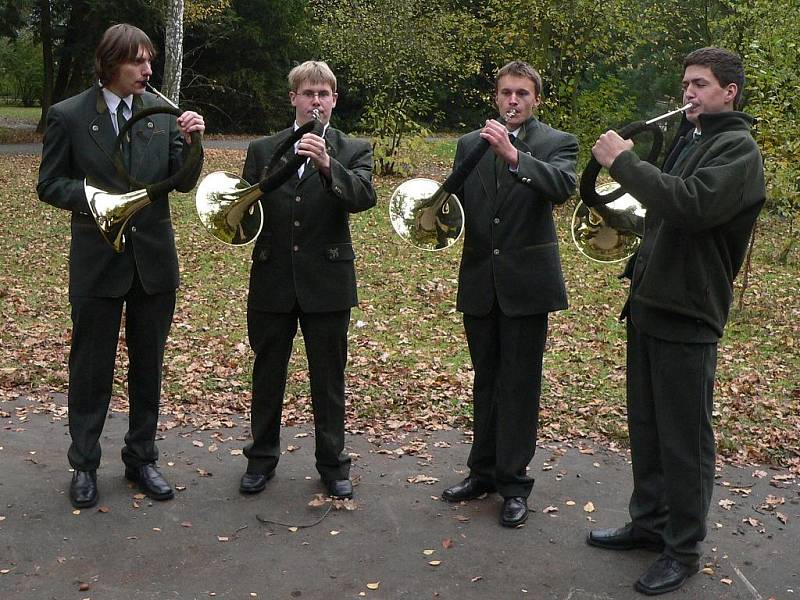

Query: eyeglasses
<box><xmin>297</xmin><ymin>90</ymin><xmax>334</xmax><ymax>100</ymax></box>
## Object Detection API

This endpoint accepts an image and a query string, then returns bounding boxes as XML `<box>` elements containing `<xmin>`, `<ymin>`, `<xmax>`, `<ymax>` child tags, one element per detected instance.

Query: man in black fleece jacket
<box><xmin>585</xmin><ymin>48</ymin><xmax>765</xmax><ymax>595</ymax></box>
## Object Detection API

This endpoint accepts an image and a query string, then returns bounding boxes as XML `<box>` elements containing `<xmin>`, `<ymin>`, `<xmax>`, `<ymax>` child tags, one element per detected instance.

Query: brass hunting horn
<box><xmin>85</xmin><ymin>84</ymin><xmax>203</xmax><ymax>252</ymax></box>
<box><xmin>389</xmin><ymin>109</ymin><xmax>518</xmax><ymax>251</ymax></box>
<box><xmin>572</xmin><ymin>103</ymin><xmax>691</xmax><ymax>263</ymax></box>
<box><xmin>195</xmin><ymin>110</ymin><xmax>323</xmax><ymax>245</ymax></box>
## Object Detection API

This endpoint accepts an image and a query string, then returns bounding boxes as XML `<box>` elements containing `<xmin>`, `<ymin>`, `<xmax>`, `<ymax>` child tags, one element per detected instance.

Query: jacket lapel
<box><xmin>475</xmin><ymin>142</ymin><xmax>497</xmax><ymax>205</ymax></box>
<box><xmin>89</xmin><ymin>86</ymin><xmax>117</xmax><ymax>164</ymax></box>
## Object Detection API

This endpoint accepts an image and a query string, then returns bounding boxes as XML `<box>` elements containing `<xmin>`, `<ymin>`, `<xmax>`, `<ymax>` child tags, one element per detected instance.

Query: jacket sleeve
<box><xmin>36</xmin><ymin>106</ymin><xmax>89</xmax><ymax>214</ymax></box>
<box><xmin>609</xmin><ymin>134</ymin><xmax>764</xmax><ymax>232</ymax></box>
<box><xmin>242</xmin><ymin>140</ymin><xmax>261</xmax><ymax>184</ymax></box>
<box><xmin>324</xmin><ymin>139</ymin><xmax>376</xmax><ymax>213</ymax></box>
<box><xmin>515</xmin><ymin>132</ymin><xmax>578</xmax><ymax>205</ymax></box>
<box><xmin>171</xmin><ymin>115</ymin><xmax>204</xmax><ymax>193</ymax></box>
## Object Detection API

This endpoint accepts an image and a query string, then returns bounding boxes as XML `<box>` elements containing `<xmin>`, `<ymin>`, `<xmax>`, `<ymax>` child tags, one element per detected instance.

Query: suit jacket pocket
<box><xmin>252</xmin><ymin>242</ymin><xmax>271</xmax><ymax>262</ymax></box>
<box><xmin>323</xmin><ymin>243</ymin><xmax>355</xmax><ymax>262</ymax></box>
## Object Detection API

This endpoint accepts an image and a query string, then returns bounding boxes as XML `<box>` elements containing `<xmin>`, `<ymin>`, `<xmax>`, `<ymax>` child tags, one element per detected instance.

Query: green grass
<box><xmin>0</xmin><ymin>105</ymin><xmax>40</xmax><ymax>124</ymax></box>
<box><xmin>2</xmin><ymin>144</ymin><xmax>798</xmax><ymax>467</ymax></box>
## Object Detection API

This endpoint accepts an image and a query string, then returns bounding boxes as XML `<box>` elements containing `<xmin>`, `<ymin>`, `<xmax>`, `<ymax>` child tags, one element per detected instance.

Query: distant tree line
<box><xmin>1</xmin><ymin>0</ymin><xmax>797</xmax><ymax>246</ymax></box>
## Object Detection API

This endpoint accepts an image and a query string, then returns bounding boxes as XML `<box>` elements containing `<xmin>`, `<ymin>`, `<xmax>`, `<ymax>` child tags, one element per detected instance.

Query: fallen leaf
<box><xmin>192</xmin><ymin>440</ymin><xmax>204</xmax><ymax>447</ymax></box>
<box><xmin>218</xmin><ymin>536</ymin><xmax>229</xmax><ymax>542</ymax></box>
<box><xmin>583</xmin><ymin>502</ymin><xmax>595</xmax><ymax>513</ymax></box>
<box><xmin>542</xmin><ymin>506</ymin><xmax>558</xmax><ymax>514</ymax></box>
<box><xmin>423</xmin><ymin>549</ymin><xmax>435</xmax><ymax>556</ymax></box>
<box><xmin>98</xmin><ymin>506</ymin><xmax>110</xmax><ymax>513</ymax></box>
<box><xmin>429</xmin><ymin>560</ymin><xmax>441</xmax><ymax>566</ymax></box>
<box><xmin>79</xmin><ymin>583</ymin><xmax>90</xmax><ymax>591</ymax></box>
<box><xmin>288</xmin><ymin>527</ymin><xmax>298</xmax><ymax>533</ymax></box>
<box><xmin>230</xmin><ymin>449</ymin><xmax>243</xmax><ymax>456</ymax></box>
<box><xmin>181</xmin><ymin>522</ymin><xmax>193</xmax><ymax>528</ymax></box>
<box><xmin>701</xmin><ymin>567</ymin><xmax>714</xmax><ymax>575</ymax></box>
<box><xmin>776</xmin><ymin>512</ymin><xmax>788</xmax><ymax>524</ymax></box>
<box><xmin>366</xmin><ymin>582</ymin><xmax>380</xmax><ymax>590</ymax></box>
<box><xmin>718</xmin><ymin>499</ymin><xmax>735</xmax><ymax>510</ymax></box>
<box><xmin>720</xmin><ymin>578</ymin><xmax>733</xmax><ymax>585</ymax></box>
<box><xmin>407</xmin><ymin>474</ymin><xmax>439</xmax><ymax>484</ymax></box>
<box><xmin>330</xmin><ymin>530</ymin><xmax>340</xmax><ymax>536</ymax></box>
<box><xmin>308</xmin><ymin>494</ymin><xmax>329</xmax><ymax>508</ymax></box>
<box><xmin>471</xmin><ymin>576</ymin><xmax>483</xmax><ymax>582</ymax></box>
<box><xmin>742</xmin><ymin>516</ymin><xmax>760</xmax><ymax>527</ymax></box>
<box><xmin>565</xmin><ymin>500</ymin><xmax>576</xmax><ymax>506</ymax></box>
<box><xmin>442</xmin><ymin>538</ymin><xmax>454</xmax><ymax>549</ymax></box>
<box><xmin>286</xmin><ymin>445</ymin><xmax>300</xmax><ymax>452</ymax></box>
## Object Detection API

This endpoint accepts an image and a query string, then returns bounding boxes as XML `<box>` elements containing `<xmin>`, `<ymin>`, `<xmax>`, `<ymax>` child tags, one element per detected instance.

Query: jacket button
<box><xmin>295</xmin><ymin>196</ymin><xmax>301</xmax><ymax>203</ymax></box>
<box><xmin>493</xmin><ymin>217</ymin><xmax>500</xmax><ymax>224</ymax></box>
<box><xmin>334</xmin><ymin>186</ymin><xmax>342</xmax><ymax>194</ymax></box>
<box><xmin>130</xmin><ymin>226</ymin><xmax>137</xmax><ymax>233</ymax></box>
<box><xmin>293</xmin><ymin>220</ymin><xmax>300</xmax><ymax>227</ymax></box>
<box><xmin>293</xmin><ymin>245</ymin><xmax>299</xmax><ymax>252</ymax></box>
<box><xmin>493</xmin><ymin>248</ymin><xmax>500</xmax><ymax>255</ymax></box>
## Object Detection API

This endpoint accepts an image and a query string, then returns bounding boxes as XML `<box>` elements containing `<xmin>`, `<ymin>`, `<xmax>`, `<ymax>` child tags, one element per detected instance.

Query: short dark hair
<box><xmin>95</xmin><ymin>24</ymin><xmax>157</xmax><ymax>86</ymax></box>
<box><xmin>495</xmin><ymin>60</ymin><xmax>542</xmax><ymax>97</ymax></box>
<box><xmin>683</xmin><ymin>47</ymin><xmax>744</xmax><ymax>108</ymax></box>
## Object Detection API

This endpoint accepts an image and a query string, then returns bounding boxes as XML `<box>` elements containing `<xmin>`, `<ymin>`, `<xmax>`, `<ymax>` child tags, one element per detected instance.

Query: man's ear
<box><xmin>725</xmin><ymin>83</ymin><xmax>738</xmax><ymax>106</ymax></box>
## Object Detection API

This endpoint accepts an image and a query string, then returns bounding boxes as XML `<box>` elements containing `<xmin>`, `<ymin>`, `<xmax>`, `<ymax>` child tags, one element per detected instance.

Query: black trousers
<box><xmin>626</xmin><ymin>319</ymin><xmax>717</xmax><ymax>566</ymax></box>
<box><xmin>463</xmin><ymin>307</ymin><xmax>548</xmax><ymax>498</ymax></box>
<box><xmin>244</xmin><ymin>306</ymin><xmax>351</xmax><ymax>481</ymax></box>
<box><xmin>67</xmin><ymin>272</ymin><xmax>175</xmax><ymax>471</ymax></box>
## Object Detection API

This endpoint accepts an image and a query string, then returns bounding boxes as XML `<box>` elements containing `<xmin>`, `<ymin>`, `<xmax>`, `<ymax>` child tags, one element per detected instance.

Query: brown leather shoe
<box><xmin>441</xmin><ymin>477</ymin><xmax>495</xmax><ymax>502</ymax></box>
<box><xmin>587</xmin><ymin>523</ymin><xmax>664</xmax><ymax>552</ymax></box>
<box><xmin>635</xmin><ymin>554</ymin><xmax>698</xmax><ymax>595</ymax></box>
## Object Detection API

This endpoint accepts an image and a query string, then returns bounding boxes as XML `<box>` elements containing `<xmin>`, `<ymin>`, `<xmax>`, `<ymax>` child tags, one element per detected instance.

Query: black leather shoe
<box><xmin>587</xmin><ymin>523</ymin><xmax>665</xmax><ymax>552</ymax></box>
<box><xmin>325</xmin><ymin>479</ymin><xmax>353</xmax><ymax>499</ymax></box>
<box><xmin>441</xmin><ymin>477</ymin><xmax>495</xmax><ymax>502</ymax></box>
<box><xmin>239</xmin><ymin>470</ymin><xmax>275</xmax><ymax>494</ymax></box>
<box><xmin>125</xmin><ymin>463</ymin><xmax>174</xmax><ymax>501</ymax></box>
<box><xmin>500</xmin><ymin>496</ymin><xmax>529</xmax><ymax>527</ymax></box>
<box><xmin>69</xmin><ymin>470</ymin><xmax>98</xmax><ymax>508</ymax></box>
<box><xmin>635</xmin><ymin>554</ymin><xmax>698</xmax><ymax>595</ymax></box>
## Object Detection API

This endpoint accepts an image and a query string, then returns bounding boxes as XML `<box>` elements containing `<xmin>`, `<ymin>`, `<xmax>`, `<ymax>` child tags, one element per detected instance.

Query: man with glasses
<box><xmin>237</xmin><ymin>61</ymin><xmax>376</xmax><ymax>500</ymax></box>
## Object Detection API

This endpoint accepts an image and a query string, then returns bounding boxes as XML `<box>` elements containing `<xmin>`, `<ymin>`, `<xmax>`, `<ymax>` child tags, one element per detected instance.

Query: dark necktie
<box><xmin>116</xmin><ymin>101</ymin><xmax>131</xmax><ymax>168</ymax></box>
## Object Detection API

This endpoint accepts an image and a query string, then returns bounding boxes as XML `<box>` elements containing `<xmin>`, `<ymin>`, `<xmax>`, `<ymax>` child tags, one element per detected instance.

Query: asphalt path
<box><xmin>1</xmin><ymin>394</ymin><xmax>798</xmax><ymax>600</ymax></box>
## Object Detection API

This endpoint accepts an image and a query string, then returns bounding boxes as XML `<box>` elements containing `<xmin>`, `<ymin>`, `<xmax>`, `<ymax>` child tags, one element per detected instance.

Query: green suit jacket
<box><xmin>37</xmin><ymin>84</ymin><xmax>203</xmax><ymax>298</ymax></box>
<box><xmin>242</xmin><ymin>126</ymin><xmax>376</xmax><ymax>313</ymax></box>
<box><xmin>454</xmin><ymin>116</ymin><xmax>578</xmax><ymax>317</ymax></box>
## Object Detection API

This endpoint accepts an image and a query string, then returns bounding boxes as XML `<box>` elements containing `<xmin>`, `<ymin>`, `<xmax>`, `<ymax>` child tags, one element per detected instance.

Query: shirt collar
<box><xmin>102</xmin><ymin>87</ymin><xmax>132</xmax><ymax>114</ymax></box>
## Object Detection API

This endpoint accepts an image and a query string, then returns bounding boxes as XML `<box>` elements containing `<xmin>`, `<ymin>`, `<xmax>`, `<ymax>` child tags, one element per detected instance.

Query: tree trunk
<box><xmin>37</xmin><ymin>0</ymin><xmax>54</xmax><ymax>133</ymax></box>
<box><xmin>162</xmin><ymin>0</ymin><xmax>184</xmax><ymax>105</ymax></box>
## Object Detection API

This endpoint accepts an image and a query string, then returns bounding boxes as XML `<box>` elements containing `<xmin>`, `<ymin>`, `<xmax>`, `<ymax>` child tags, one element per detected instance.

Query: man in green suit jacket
<box><xmin>37</xmin><ymin>24</ymin><xmax>204</xmax><ymax>509</ymax></box>
<box><xmin>238</xmin><ymin>61</ymin><xmax>376</xmax><ymax>500</ymax></box>
<box><xmin>441</xmin><ymin>61</ymin><xmax>578</xmax><ymax>527</ymax></box>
